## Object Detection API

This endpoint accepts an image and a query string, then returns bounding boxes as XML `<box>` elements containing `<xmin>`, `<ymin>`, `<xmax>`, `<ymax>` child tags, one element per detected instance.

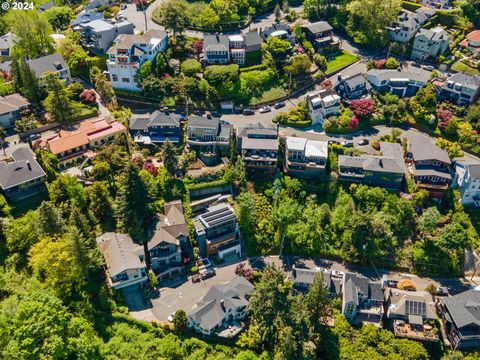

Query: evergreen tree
<box><xmin>43</xmin><ymin>73</ymin><xmax>72</xmax><ymax>123</ymax></box>
<box><xmin>115</xmin><ymin>163</ymin><xmax>153</xmax><ymax>236</ymax></box>
<box><xmin>11</xmin><ymin>52</ymin><xmax>42</xmax><ymax>104</ymax></box>
<box><xmin>162</xmin><ymin>140</ymin><xmax>178</xmax><ymax>175</ymax></box>
<box><xmin>35</xmin><ymin>201</ymin><xmax>66</xmax><ymax>237</ymax></box>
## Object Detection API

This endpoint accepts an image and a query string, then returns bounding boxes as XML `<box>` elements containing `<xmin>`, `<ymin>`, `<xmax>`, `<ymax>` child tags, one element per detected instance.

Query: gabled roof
<box><xmin>443</xmin><ymin>289</ymin><xmax>480</xmax><ymax>329</ymax></box>
<box><xmin>446</xmin><ymin>73</ymin><xmax>480</xmax><ymax>89</ymax></box>
<box><xmin>188</xmin><ymin>116</ymin><xmax>220</xmax><ymax>129</ymax></box>
<box><xmin>302</xmin><ymin>21</ymin><xmax>333</xmax><ymax>34</ymax></box>
<box><xmin>367</xmin><ymin>67</ymin><xmax>431</xmax><ymax>84</ymax></box>
<box><xmin>336</xmin><ymin>73</ymin><xmax>370</xmax><ymax>89</ymax></box>
<box><xmin>0</xmin><ymin>93</ymin><xmax>29</xmax><ymax>115</ymax></box>
<box><xmin>408</xmin><ymin>133</ymin><xmax>451</xmax><ymax>164</ymax></box>
<box><xmin>242</xmin><ymin>137</ymin><xmax>278</xmax><ymax>151</ymax></box>
<box><xmin>387</xmin><ymin>288</ymin><xmax>436</xmax><ymax>320</ymax></box>
<box><xmin>130</xmin><ymin>110</ymin><xmax>181</xmax><ymax>130</ymax></box>
<box><xmin>107</xmin><ymin>29</ymin><xmax>167</xmax><ymax>54</ymax></box>
<box><xmin>203</xmin><ymin>34</ymin><xmax>229</xmax><ymax>51</ymax></box>
<box><xmin>415</xmin><ymin>26</ymin><xmax>449</xmax><ymax>41</ymax></box>
<box><xmin>344</xmin><ymin>272</ymin><xmax>384</xmax><ymax>302</ymax></box>
<box><xmin>71</xmin><ymin>11</ymin><xmax>105</xmax><ymax>27</ymax></box>
<box><xmin>188</xmin><ymin>276</ymin><xmax>254</xmax><ymax>331</ymax></box>
<box><xmin>261</xmin><ymin>23</ymin><xmax>291</xmax><ymax>38</ymax></box>
<box><xmin>244</xmin><ymin>31</ymin><xmax>262</xmax><ymax>47</ymax></box>
<box><xmin>27</xmin><ymin>53</ymin><xmax>68</xmax><ymax>77</ymax></box>
<box><xmin>96</xmin><ymin>232</ymin><xmax>145</xmax><ymax>277</ymax></box>
<box><xmin>0</xmin><ymin>148</ymin><xmax>46</xmax><ymax>190</ymax></box>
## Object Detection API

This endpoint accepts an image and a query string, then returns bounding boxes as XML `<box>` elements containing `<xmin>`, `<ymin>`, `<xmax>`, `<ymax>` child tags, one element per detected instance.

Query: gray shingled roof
<box><xmin>416</xmin><ymin>27</ymin><xmax>449</xmax><ymax>41</ymax></box>
<box><xmin>188</xmin><ymin>276</ymin><xmax>254</xmax><ymax>331</ymax></box>
<box><xmin>188</xmin><ymin>116</ymin><xmax>220</xmax><ymax>129</ymax></box>
<box><xmin>408</xmin><ymin>133</ymin><xmax>451</xmax><ymax>164</ymax></box>
<box><xmin>244</xmin><ymin>31</ymin><xmax>262</xmax><ymax>47</ymax></box>
<box><xmin>242</xmin><ymin>137</ymin><xmax>278</xmax><ymax>151</ymax></box>
<box><xmin>367</xmin><ymin>67</ymin><xmax>431</xmax><ymax>83</ymax></box>
<box><xmin>0</xmin><ymin>93</ymin><xmax>29</xmax><ymax>115</ymax></box>
<box><xmin>344</xmin><ymin>272</ymin><xmax>384</xmax><ymax>302</ymax></box>
<box><xmin>0</xmin><ymin>148</ymin><xmax>45</xmax><ymax>190</ymax></box>
<box><xmin>363</xmin><ymin>156</ymin><xmax>405</xmax><ymax>174</ymax></box>
<box><xmin>204</xmin><ymin>34</ymin><xmax>229</xmax><ymax>52</ymax></box>
<box><xmin>447</xmin><ymin>73</ymin><xmax>480</xmax><ymax>89</ymax></box>
<box><xmin>129</xmin><ymin>110</ymin><xmax>181</xmax><ymax>130</ymax></box>
<box><xmin>466</xmin><ymin>164</ymin><xmax>480</xmax><ymax>181</ymax></box>
<box><xmin>338</xmin><ymin>155</ymin><xmax>365</xmax><ymax>168</ymax></box>
<box><xmin>27</xmin><ymin>53</ymin><xmax>68</xmax><ymax>77</ymax></box>
<box><xmin>443</xmin><ymin>289</ymin><xmax>480</xmax><ymax>329</ymax></box>
<box><xmin>302</xmin><ymin>21</ymin><xmax>333</xmax><ymax>34</ymax></box>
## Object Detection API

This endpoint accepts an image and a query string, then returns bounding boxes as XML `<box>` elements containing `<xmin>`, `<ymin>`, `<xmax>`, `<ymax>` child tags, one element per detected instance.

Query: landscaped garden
<box><xmin>451</xmin><ymin>60</ymin><xmax>480</xmax><ymax>75</ymax></box>
<box><xmin>325</xmin><ymin>50</ymin><xmax>360</xmax><ymax>74</ymax></box>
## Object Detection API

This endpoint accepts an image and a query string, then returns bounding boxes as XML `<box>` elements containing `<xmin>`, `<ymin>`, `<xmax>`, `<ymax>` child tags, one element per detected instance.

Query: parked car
<box><xmin>201</xmin><ymin>267</ymin><xmax>216</xmax><ymax>280</ymax></box>
<box><xmin>29</xmin><ymin>133</ymin><xmax>41</xmax><ymax>141</ymax></box>
<box><xmin>191</xmin><ymin>274</ymin><xmax>200</xmax><ymax>283</ymax></box>
<box><xmin>341</xmin><ymin>140</ymin><xmax>353</xmax><ymax>147</ymax></box>
<box><xmin>167</xmin><ymin>312</ymin><xmax>175</xmax><ymax>322</ymax></box>
<box><xmin>273</xmin><ymin>101</ymin><xmax>286</xmax><ymax>109</ymax></box>
<box><xmin>259</xmin><ymin>106</ymin><xmax>271</xmax><ymax>113</ymax></box>
<box><xmin>331</xmin><ymin>270</ymin><xmax>345</xmax><ymax>278</ymax></box>
<box><xmin>436</xmin><ymin>287</ymin><xmax>449</xmax><ymax>296</ymax></box>
<box><xmin>422</xmin><ymin>65</ymin><xmax>435</xmax><ymax>71</ymax></box>
<box><xmin>243</xmin><ymin>108</ymin><xmax>255</xmax><ymax>115</ymax></box>
<box><xmin>387</xmin><ymin>280</ymin><xmax>399</xmax><ymax>288</ymax></box>
<box><xmin>328</xmin><ymin>140</ymin><xmax>340</xmax><ymax>145</ymax></box>
<box><xmin>344</xmin><ymin>135</ymin><xmax>353</xmax><ymax>140</ymax></box>
<box><xmin>120</xmin><ymin>3</ymin><xmax>127</xmax><ymax>9</ymax></box>
<box><xmin>358</xmin><ymin>139</ymin><xmax>369</xmax><ymax>146</ymax></box>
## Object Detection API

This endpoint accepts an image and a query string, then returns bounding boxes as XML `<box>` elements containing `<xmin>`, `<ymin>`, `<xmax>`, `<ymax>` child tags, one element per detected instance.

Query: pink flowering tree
<box><xmin>348</xmin><ymin>115</ymin><xmax>359</xmax><ymax>129</ymax></box>
<box><xmin>437</xmin><ymin>109</ymin><xmax>453</xmax><ymax>129</ymax></box>
<box><xmin>349</xmin><ymin>99</ymin><xmax>376</xmax><ymax>118</ymax></box>
<box><xmin>143</xmin><ymin>162</ymin><xmax>158</xmax><ymax>176</ymax></box>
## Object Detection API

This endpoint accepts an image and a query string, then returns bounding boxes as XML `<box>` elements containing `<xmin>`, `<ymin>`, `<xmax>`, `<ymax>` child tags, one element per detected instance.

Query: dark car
<box><xmin>341</xmin><ymin>140</ymin><xmax>353</xmax><ymax>147</ymax></box>
<box><xmin>435</xmin><ymin>287</ymin><xmax>449</xmax><ymax>296</ymax></box>
<box><xmin>387</xmin><ymin>280</ymin><xmax>398</xmax><ymax>288</ymax></box>
<box><xmin>328</xmin><ymin>139</ymin><xmax>340</xmax><ymax>145</ymax></box>
<box><xmin>243</xmin><ymin>108</ymin><xmax>255</xmax><ymax>115</ymax></box>
<box><xmin>344</xmin><ymin>135</ymin><xmax>353</xmax><ymax>140</ymax></box>
<box><xmin>358</xmin><ymin>139</ymin><xmax>369</xmax><ymax>146</ymax></box>
<box><xmin>273</xmin><ymin>101</ymin><xmax>286</xmax><ymax>109</ymax></box>
<box><xmin>29</xmin><ymin>133</ymin><xmax>41</xmax><ymax>141</ymax></box>
<box><xmin>201</xmin><ymin>267</ymin><xmax>216</xmax><ymax>280</ymax></box>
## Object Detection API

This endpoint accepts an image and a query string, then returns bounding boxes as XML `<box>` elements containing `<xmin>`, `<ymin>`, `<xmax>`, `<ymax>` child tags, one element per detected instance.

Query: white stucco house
<box><xmin>306</xmin><ymin>88</ymin><xmax>341</xmax><ymax>125</ymax></box>
<box><xmin>454</xmin><ymin>162</ymin><xmax>480</xmax><ymax>207</ymax></box>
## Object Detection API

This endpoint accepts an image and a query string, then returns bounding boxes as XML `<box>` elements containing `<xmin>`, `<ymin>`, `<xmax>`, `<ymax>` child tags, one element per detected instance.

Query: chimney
<box><xmin>26</xmin><ymin>160</ymin><xmax>31</xmax><ymax>171</ymax></box>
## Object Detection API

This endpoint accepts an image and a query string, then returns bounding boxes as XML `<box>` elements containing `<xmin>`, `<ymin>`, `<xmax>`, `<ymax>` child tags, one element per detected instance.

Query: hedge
<box><xmin>187</xmin><ymin>179</ymin><xmax>230</xmax><ymax>191</ymax></box>
<box><xmin>402</xmin><ymin>1</ymin><xmax>422</xmax><ymax>12</ymax></box>
<box><xmin>239</xmin><ymin>63</ymin><xmax>268</xmax><ymax>73</ymax></box>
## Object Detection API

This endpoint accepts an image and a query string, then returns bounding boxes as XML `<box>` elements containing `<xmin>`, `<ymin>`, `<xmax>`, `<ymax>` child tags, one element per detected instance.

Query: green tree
<box><xmin>274</xmin><ymin>4</ymin><xmax>282</xmax><ymax>22</ymax></box>
<box><xmin>172</xmin><ymin>309</ymin><xmax>187</xmax><ymax>331</ymax></box>
<box><xmin>9</xmin><ymin>11</ymin><xmax>54</xmax><ymax>59</ymax></box>
<box><xmin>35</xmin><ymin>201</ymin><xmax>66</xmax><ymax>237</ymax></box>
<box><xmin>162</xmin><ymin>140</ymin><xmax>178</xmax><ymax>175</ymax></box>
<box><xmin>90</xmin><ymin>66</ymin><xmax>117</xmax><ymax>109</ymax></box>
<box><xmin>48</xmin><ymin>175</ymin><xmax>87</xmax><ymax>210</ymax></box>
<box><xmin>35</xmin><ymin>149</ymin><xmax>59</xmax><ymax>182</ymax></box>
<box><xmin>267</xmin><ymin>36</ymin><xmax>290</xmax><ymax>55</ymax></box>
<box><xmin>152</xmin><ymin>0</ymin><xmax>191</xmax><ymax>35</ymax></box>
<box><xmin>4</xmin><ymin>210</ymin><xmax>38</xmax><ymax>254</ymax></box>
<box><xmin>87</xmin><ymin>181</ymin><xmax>114</xmax><ymax>224</ymax></box>
<box><xmin>313</xmin><ymin>53</ymin><xmax>327</xmax><ymax>73</ymax></box>
<box><xmin>137</xmin><ymin>60</ymin><xmax>153</xmax><ymax>84</ymax></box>
<box><xmin>410</xmin><ymin>83</ymin><xmax>438</xmax><ymax>120</ymax></box>
<box><xmin>181</xmin><ymin>59</ymin><xmax>202</xmax><ymax>76</ymax></box>
<box><xmin>11</xmin><ymin>52</ymin><xmax>42</xmax><ymax>103</ymax></box>
<box><xmin>57</xmin><ymin>31</ymin><xmax>89</xmax><ymax>77</ymax></box>
<box><xmin>43</xmin><ymin>73</ymin><xmax>72</xmax><ymax>123</ymax></box>
<box><xmin>44</xmin><ymin>6</ymin><xmax>74</xmax><ymax>30</ymax></box>
<box><xmin>385</xmin><ymin>57</ymin><xmax>400</xmax><ymax>69</ymax></box>
<box><xmin>115</xmin><ymin>163</ymin><xmax>153</xmax><ymax>236</ymax></box>
<box><xmin>417</xmin><ymin>207</ymin><xmax>441</xmax><ymax>234</ymax></box>
<box><xmin>284</xmin><ymin>53</ymin><xmax>312</xmax><ymax>76</ymax></box>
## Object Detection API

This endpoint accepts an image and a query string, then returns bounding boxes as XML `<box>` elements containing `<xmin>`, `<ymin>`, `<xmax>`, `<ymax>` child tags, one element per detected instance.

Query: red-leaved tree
<box><xmin>374</xmin><ymin>59</ymin><xmax>387</xmax><ymax>69</ymax></box>
<box><xmin>79</xmin><ymin>89</ymin><xmax>97</xmax><ymax>104</ymax></box>
<box><xmin>349</xmin><ymin>99</ymin><xmax>376</xmax><ymax>117</ymax></box>
<box><xmin>143</xmin><ymin>162</ymin><xmax>158</xmax><ymax>176</ymax></box>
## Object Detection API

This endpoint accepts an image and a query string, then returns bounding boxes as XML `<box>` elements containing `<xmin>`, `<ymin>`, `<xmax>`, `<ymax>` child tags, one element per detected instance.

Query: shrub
<box><xmin>397</xmin><ymin>279</ymin><xmax>417</xmax><ymax>291</ymax></box>
<box><xmin>181</xmin><ymin>59</ymin><xmax>202</xmax><ymax>76</ymax></box>
<box><xmin>374</xmin><ymin>59</ymin><xmax>386</xmax><ymax>69</ymax></box>
<box><xmin>79</xmin><ymin>89</ymin><xmax>97</xmax><ymax>104</ymax></box>
<box><xmin>348</xmin><ymin>115</ymin><xmax>359</xmax><ymax>129</ymax></box>
<box><xmin>437</xmin><ymin>108</ymin><xmax>453</xmax><ymax>129</ymax></box>
<box><xmin>385</xmin><ymin>57</ymin><xmax>399</xmax><ymax>69</ymax></box>
<box><xmin>349</xmin><ymin>99</ymin><xmax>376</xmax><ymax>117</ymax></box>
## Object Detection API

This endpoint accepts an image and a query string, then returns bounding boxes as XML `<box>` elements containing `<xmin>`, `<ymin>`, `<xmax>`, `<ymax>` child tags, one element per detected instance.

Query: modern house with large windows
<box><xmin>440</xmin><ymin>73</ymin><xmax>480</xmax><ymax>106</ymax></box>
<box><xmin>186</xmin><ymin>116</ymin><xmax>233</xmax><ymax>153</ymax></box>
<box><xmin>285</xmin><ymin>136</ymin><xmax>328</xmax><ymax>177</ymax></box>
<box><xmin>194</xmin><ymin>203</ymin><xmax>241</xmax><ymax>260</ymax></box>
<box><xmin>106</xmin><ymin>29</ymin><xmax>168</xmax><ymax>91</ymax></box>
<box><xmin>367</xmin><ymin>67</ymin><xmax>431</xmax><ymax>98</ymax></box>
<box><xmin>238</xmin><ymin>123</ymin><xmax>279</xmax><ymax>172</ymax></box>
<box><xmin>306</xmin><ymin>88</ymin><xmax>341</xmax><ymax>125</ymax></box>
<box><xmin>454</xmin><ymin>161</ymin><xmax>480</xmax><ymax>207</ymax></box>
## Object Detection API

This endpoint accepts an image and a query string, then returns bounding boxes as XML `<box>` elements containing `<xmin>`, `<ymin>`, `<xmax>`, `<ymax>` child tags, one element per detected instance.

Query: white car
<box><xmin>331</xmin><ymin>270</ymin><xmax>345</xmax><ymax>278</ymax></box>
<box><xmin>167</xmin><ymin>312</ymin><xmax>176</xmax><ymax>322</ymax></box>
<box><xmin>259</xmin><ymin>106</ymin><xmax>271</xmax><ymax>113</ymax></box>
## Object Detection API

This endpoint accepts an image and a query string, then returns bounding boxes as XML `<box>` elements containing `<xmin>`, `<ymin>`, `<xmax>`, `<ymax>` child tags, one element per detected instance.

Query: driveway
<box><xmin>129</xmin><ymin>261</ymin><xmax>242</xmax><ymax>322</ymax></box>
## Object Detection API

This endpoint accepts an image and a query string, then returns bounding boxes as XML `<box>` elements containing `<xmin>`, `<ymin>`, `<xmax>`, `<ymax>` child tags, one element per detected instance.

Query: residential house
<box><xmin>459</xmin><ymin>30</ymin><xmax>480</xmax><ymax>56</ymax></box>
<box><xmin>440</xmin><ymin>73</ymin><xmax>480</xmax><ymax>105</ymax></box>
<box><xmin>260</xmin><ymin>23</ymin><xmax>295</xmax><ymax>46</ymax></box>
<box><xmin>194</xmin><ymin>203</ymin><xmax>241</xmax><ymax>259</ymax></box>
<box><xmin>453</xmin><ymin>161</ymin><xmax>480</xmax><ymax>207</ymax></box>
<box><xmin>388</xmin><ymin>8</ymin><xmax>434</xmax><ymax>43</ymax></box>
<box><xmin>285</xmin><ymin>136</ymin><xmax>328</xmax><ymax>177</ymax></box>
<box><xmin>0</xmin><ymin>148</ymin><xmax>46</xmax><ymax>200</ymax></box>
<box><xmin>367</xmin><ymin>67</ymin><xmax>431</xmax><ymax>97</ymax></box>
<box><xmin>342</xmin><ymin>272</ymin><xmax>386</xmax><ymax>327</ymax></box>
<box><xmin>187</xmin><ymin>116</ymin><xmax>233</xmax><ymax>153</ymax></box>
<box><xmin>136</xmin><ymin>201</ymin><xmax>189</xmax><ymax>282</ymax></box>
<box><xmin>203</xmin><ymin>32</ymin><xmax>262</xmax><ymax>66</ymax></box>
<box><xmin>300</xmin><ymin>21</ymin><xmax>340</xmax><ymax>51</ymax></box>
<box><xmin>129</xmin><ymin>110</ymin><xmax>182</xmax><ymax>145</ymax></box>
<box><xmin>291</xmin><ymin>265</ymin><xmax>342</xmax><ymax>296</ymax></box>
<box><xmin>0</xmin><ymin>93</ymin><xmax>30</xmax><ymax>128</ymax></box>
<box><xmin>386</xmin><ymin>288</ymin><xmax>439</xmax><ymax>342</ymax></box>
<box><xmin>96</xmin><ymin>232</ymin><xmax>148</xmax><ymax>290</ymax></box>
<box><xmin>334</xmin><ymin>73</ymin><xmax>371</xmax><ymax>101</ymax></box>
<box><xmin>306</xmin><ymin>88</ymin><xmax>341</xmax><ymax>125</ymax></box>
<box><xmin>75</xmin><ymin>18</ymin><xmax>135</xmax><ymax>54</ymax></box>
<box><xmin>238</xmin><ymin>123</ymin><xmax>279</xmax><ymax>171</ymax></box>
<box><xmin>41</xmin><ymin>117</ymin><xmax>127</xmax><ymax>165</ymax></box>
<box><xmin>441</xmin><ymin>289</ymin><xmax>480</xmax><ymax>349</ymax></box>
<box><xmin>411</xmin><ymin>26</ymin><xmax>450</xmax><ymax>61</ymax></box>
<box><xmin>85</xmin><ymin>0</ymin><xmax>114</xmax><ymax>11</ymax></box>
<box><xmin>0</xmin><ymin>33</ymin><xmax>13</xmax><ymax>58</ymax></box>
<box><xmin>203</xmin><ymin>34</ymin><xmax>230</xmax><ymax>65</ymax></box>
<box><xmin>71</xmin><ymin>11</ymin><xmax>105</xmax><ymax>27</ymax></box>
<box><xmin>406</xmin><ymin>133</ymin><xmax>452</xmax><ymax>197</ymax></box>
<box><xmin>338</xmin><ymin>142</ymin><xmax>406</xmax><ymax>190</ymax></box>
<box><xmin>421</xmin><ymin>0</ymin><xmax>451</xmax><ymax>9</ymax></box>
<box><xmin>187</xmin><ymin>276</ymin><xmax>254</xmax><ymax>336</ymax></box>
<box><xmin>27</xmin><ymin>53</ymin><xmax>71</xmax><ymax>85</ymax></box>
<box><xmin>106</xmin><ymin>29</ymin><xmax>168</xmax><ymax>91</ymax></box>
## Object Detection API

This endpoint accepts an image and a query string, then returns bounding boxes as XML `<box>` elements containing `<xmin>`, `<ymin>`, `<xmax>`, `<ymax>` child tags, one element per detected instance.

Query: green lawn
<box><xmin>325</xmin><ymin>50</ymin><xmax>360</xmax><ymax>75</ymax></box>
<box><xmin>451</xmin><ymin>61</ymin><xmax>480</xmax><ymax>75</ymax></box>
<box><xmin>251</xmin><ymin>86</ymin><xmax>286</xmax><ymax>105</ymax></box>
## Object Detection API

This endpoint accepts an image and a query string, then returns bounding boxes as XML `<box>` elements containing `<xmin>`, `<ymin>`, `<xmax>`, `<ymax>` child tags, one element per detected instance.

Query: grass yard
<box><xmin>452</xmin><ymin>61</ymin><xmax>480</xmax><ymax>75</ymax></box>
<box><xmin>325</xmin><ymin>50</ymin><xmax>360</xmax><ymax>75</ymax></box>
<box><xmin>251</xmin><ymin>86</ymin><xmax>286</xmax><ymax>105</ymax></box>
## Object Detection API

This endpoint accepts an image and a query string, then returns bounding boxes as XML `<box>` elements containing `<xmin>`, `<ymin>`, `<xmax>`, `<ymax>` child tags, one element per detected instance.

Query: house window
<box><xmin>122</xmin><ymin>77</ymin><xmax>130</xmax><ymax>83</ymax></box>
<box><xmin>112</xmin><ymin>74</ymin><xmax>118</xmax><ymax>81</ymax></box>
